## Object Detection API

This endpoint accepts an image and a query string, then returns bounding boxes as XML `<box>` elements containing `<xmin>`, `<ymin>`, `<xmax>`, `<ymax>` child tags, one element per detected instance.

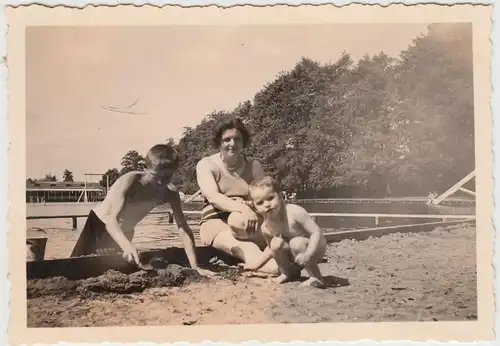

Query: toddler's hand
<box><xmin>243</xmin><ymin>207</ymin><xmax>259</xmax><ymax>235</ymax></box>
<box><xmin>294</xmin><ymin>253</ymin><xmax>310</xmax><ymax>267</ymax></box>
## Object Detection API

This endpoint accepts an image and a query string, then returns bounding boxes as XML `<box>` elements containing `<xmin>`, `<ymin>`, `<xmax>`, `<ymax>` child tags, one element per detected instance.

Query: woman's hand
<box><xmin>242</xmin><ymin>206</ymin><xmax>259</xmax><ymax>234</ymax></box>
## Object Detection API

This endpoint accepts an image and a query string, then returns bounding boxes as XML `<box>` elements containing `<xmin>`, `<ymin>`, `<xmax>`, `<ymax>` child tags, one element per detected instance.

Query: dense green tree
<box><xmin>100</xmin><ymin>168</ymin><xmax>120</xmax><ymax>190</ymax></box>
<box><xmin>62</xmin><ymin>169</ymin><xmax>74</xmax><ymax>182</ymax></box>
<box><xmin>102</xmin><ymin>23</ymin><xmax>474</xmax><ymax>198</ymax></box>
<box><xmin>120</xmin><ymin>150</ymin><xmax>146</xmax><ymax>176</ymax></box>
<box><xmin>390</xmin><ymin>23</ymin><xmax>474</xmax><ymax>194</ymax></box>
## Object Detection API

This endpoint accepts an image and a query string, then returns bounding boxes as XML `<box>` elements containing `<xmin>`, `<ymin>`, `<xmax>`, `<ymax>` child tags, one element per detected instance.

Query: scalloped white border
<box><xmin>1</xmin><ymin>1</ymin><xmax>497</xmax><ymax>345</ymax></box>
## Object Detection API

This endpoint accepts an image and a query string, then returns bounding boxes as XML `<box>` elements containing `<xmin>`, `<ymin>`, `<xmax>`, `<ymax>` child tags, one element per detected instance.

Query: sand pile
<box><xmin>27</xmin><ymin>258</ymin><xmax>207</xmax><ymax>298</ymax></box>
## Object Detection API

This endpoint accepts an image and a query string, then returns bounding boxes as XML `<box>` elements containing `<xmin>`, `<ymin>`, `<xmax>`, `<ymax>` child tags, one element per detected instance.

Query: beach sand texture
<box><xmin>26</xmin><ymin>214</ymin><xmax>478</xmax><ymax>326</ymax></box>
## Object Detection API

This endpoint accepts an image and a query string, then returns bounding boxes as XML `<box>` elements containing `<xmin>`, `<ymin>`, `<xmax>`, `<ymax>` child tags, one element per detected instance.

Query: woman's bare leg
<box><xmin>212</xmin><ymin>229</ymin><xmax>279</xmax><ymax>274</ymax></box>
<box><xmin>227</xmin><ymin>212</ymin><xmax>266</xmax><ymax>247</ymax></box>
<box><xmin>200</xmin><ymin>216</ymin><xmax>278</xmax><ymax>274</ymax></box>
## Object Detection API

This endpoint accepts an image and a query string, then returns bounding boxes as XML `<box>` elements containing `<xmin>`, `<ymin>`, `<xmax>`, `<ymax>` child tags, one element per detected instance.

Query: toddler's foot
<box><xmin>243</xmin><ymin>271</ymin><xmax>274</xmax><ymax>279</ymax></box>
<box><xmin>299</xmin><ymin>277</ymin><xmax>325</xmax><ymax>289</ymax></box>
<box><xmin>274</xmin><ymin>274</ymin><xmax>292</xmax><ymax>284</ymax></box>
<box><xmin>274</xmin><ymin>271</ymin><xmax>301</xmax><ymax>284</ymax></box>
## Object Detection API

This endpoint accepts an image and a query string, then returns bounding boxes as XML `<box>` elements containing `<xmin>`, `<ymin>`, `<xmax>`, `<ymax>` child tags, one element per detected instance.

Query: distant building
<box><xmin>26</xmin><ymin>181</ymin><xmax>106</xmax><ymax>203</ymax></box>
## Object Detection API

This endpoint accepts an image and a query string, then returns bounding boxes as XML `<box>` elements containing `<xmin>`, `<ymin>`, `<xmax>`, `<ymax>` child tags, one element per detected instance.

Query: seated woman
<box><xmin>196</xmin><ymin>116</ymin><xmax>279</xmax><ymax>274</ymax></box>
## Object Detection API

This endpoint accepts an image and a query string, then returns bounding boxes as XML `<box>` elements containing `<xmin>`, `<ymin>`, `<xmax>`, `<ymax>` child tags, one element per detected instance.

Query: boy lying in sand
<box><xmin>244</xmin><ymin>176</ymin><xmax>327</xmax><ymax>288</ymax></box>
<box><xmin>70</xmin><ymin>144</ymin><xmax>213</xmax><ymax>277</ymax></box>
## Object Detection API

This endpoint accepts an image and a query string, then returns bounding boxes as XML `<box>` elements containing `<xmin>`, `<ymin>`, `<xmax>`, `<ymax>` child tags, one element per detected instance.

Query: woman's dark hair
<box><xmin>211</xmin><ymin>116</ymin><xmax>251</xmax><ymax>149</ymax></box>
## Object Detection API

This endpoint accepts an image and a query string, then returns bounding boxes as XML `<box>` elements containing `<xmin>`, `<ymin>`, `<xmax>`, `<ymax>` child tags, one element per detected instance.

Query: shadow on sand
<box><xmin>294</xmin><ymin>275</ymin><xmax>350</xmax><ymax>289</ymax></box>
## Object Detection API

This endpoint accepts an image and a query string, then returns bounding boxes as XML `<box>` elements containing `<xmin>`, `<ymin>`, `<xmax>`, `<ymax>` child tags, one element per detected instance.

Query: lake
<box><xmin>27</xmin><ymin>199</ymin><xmax>475</xmax><ymax>230</ymax></box>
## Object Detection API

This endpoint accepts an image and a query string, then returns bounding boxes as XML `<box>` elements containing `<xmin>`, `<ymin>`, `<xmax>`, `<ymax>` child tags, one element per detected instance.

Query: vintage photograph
<box><xmin>6</xmin><ymin>3</ymin><xmax>494</xmax><ymax>344</ymax></box>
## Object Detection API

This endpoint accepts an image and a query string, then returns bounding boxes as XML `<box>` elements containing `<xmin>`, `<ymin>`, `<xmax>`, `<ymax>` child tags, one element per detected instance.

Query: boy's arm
<box><xmin>99</xmin><ymin>172</ymin><xmax>141</xmax><ymax>263</ymax></box>
<box><xmin>292</xmin><ymin>205</ymin><xmax>323</xmax><ymax>260</ymax></box>
<box><xmin>167</xmin><ymin>185</ymin><xmax>198</xmax><ymax>268</ymax></box>
<box><xmin>166</xmin><ymin>184</ymin><xmax>213</xmax><ymax>276</ymax></box>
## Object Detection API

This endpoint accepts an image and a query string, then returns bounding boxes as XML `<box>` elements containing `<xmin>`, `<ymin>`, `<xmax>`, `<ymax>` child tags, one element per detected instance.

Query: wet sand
<box><xmin>27</xmin><ymin>223</ymin><xmax>477</xmax><ymax>326</ymax></box>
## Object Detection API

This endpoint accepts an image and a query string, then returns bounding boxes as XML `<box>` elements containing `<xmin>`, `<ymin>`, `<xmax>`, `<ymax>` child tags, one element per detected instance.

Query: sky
<box><xmin>26</xmin><ymin>24</ymin><xmax>428</xmax><ymax>181</ymax></box>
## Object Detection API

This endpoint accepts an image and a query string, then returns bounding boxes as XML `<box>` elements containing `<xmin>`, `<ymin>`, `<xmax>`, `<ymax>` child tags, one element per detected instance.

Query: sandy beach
<box><xmin>27</xmin><ymin>222</ymin><xmax>477</xmax><ymax>326</ymax></box>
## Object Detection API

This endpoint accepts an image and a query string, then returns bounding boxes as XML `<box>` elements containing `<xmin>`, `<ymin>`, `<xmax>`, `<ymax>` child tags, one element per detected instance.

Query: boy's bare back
<box><xmin>70</xmin><ymin>143</ymin><xmax>215</xmax><ymax>276</ymax></box>
<box><xmin>94</xmin><ymin>171</ymin><xmax>178</xmax><ymax>233</ymax></box>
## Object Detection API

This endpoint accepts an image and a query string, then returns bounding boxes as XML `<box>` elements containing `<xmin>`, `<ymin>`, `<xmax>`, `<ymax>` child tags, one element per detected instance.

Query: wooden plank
<box><xmin>459</xmin><ymin>187</ymin><xmax>476</xmax><ymax>197</ymax></box>
<box><xmin>184</xmin><ymin>189</ymin><xmax>202</xmax><ymax>202</ymax></box>
<box><xmin>310</xmin><ymin>213</ymin><xmax>475</xmax><ymax>219</ymax></box>
<box><xmin>323</xmin><ymin>219</ymin><xmax>475</xmax><ymax>243</ymax></box>
<box><xmin>26</xmin><ymin>214</ymin><xmax>89</xmax><ymax>220</ymax></box>
<box><xmin>27</xmin><ymin>246</ymin><xmax>328</xmax><ymax>280</ymax></box>
<box><xmin>432</xmin><ymin>170</ymin><xmax>476</xmax><ymax>205</ymax></box>
<box><xmin>27</xmin><ymin>211</ymin><xmax>174</xmax><ymax>226</ymax></box>
<box><xmin>27</xmin><ymin>246</ymin><xmax>241</xmax><ymax>281</ymax></box>
<box><xmin>26</xmin><ymin>211</ymin><xmax>476</xmax><ymax>221</ymax></box>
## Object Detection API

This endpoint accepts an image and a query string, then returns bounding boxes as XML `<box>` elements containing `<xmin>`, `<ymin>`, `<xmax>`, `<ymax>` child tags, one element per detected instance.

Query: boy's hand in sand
<box><xmin>195</xmin><ymin>268</ymin><xmax>215</xmax><ymax>277</ymax></box>
<box><xmin>122</xmin><ymin>242</ymin><xmax>141</xmax><ymax>265</ymax></box>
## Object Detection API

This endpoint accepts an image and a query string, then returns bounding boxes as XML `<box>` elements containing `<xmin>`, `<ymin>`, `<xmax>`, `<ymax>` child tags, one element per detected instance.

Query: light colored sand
<box><xmin>27</xmin><ymin>224</ymin><xmax>477</xmax><ymax>326</ymax></box>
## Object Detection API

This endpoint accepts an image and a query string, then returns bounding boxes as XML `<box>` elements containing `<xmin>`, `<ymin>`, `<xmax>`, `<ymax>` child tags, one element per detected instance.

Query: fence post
<box><xmin>72</xmin><ymin>216</ymin><xmax>78</xmax><ymax>230</ymax></box>
<box><xmin>375</xmin><ymin>216</ymin><xmax>379</xmax><ymax>226</ymax></box>
<box><xmin>168</xmin><ymin>212</ymin><xmax>174</xmax><ymax>224</ymax></box>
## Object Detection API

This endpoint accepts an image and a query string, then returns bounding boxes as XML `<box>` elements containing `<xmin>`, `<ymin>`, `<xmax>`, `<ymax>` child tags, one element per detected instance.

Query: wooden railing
<box><xmin>26</xmin><ymin>210</ymin><xmax>475</xmax><ymax>230</ymax></box>
<box><xmin>289</xmin><ymin>197</ymin><xmax>475</xmax><ymax>205</ymax></box>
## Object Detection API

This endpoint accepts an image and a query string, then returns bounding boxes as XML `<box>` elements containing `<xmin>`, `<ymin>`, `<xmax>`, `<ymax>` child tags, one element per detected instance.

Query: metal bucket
<box><xmin>26</xmin><ymin>227</ymin><xmax>48</xmax><ymax>262</ymax></box>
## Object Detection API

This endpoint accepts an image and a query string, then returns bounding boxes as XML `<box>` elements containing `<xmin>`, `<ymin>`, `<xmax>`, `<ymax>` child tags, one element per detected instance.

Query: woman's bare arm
<box><xmin>251</xmin><ymin>160</ymin><xmax>266</xmax><ymax>180</ymax></box>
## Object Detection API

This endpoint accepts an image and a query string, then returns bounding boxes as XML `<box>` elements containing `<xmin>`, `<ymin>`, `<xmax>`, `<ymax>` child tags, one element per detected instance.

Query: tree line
<box><xmin>171</xmin><ymin>23</ymin><xmax>475</xmax><ymax>198</ymax></box>
<box><xmin>27</xmin><ymin>169</ymin><xmax>74</xmax><ymax>183</ymax></box>
<box><xmin>32</xmin><ymin>23</ymin><xmax>475</xmax><ymax>199</ymax></box>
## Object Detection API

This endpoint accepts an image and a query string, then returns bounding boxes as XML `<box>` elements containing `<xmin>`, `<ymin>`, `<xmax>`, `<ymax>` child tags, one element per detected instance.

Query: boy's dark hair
<box><xmin>249</xmin><ymin>176</ymin><xmax>283</xmax><ymax>196</ymax></box>
<box><xmin>212</xmin><ymin>116</ymin><xmax>251</xmax><ymax>149</ymax></box>
<box><xmin>145</xmin><ymin>144</ymin><xmax>180</xmax><ymax>169</ymax></box>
